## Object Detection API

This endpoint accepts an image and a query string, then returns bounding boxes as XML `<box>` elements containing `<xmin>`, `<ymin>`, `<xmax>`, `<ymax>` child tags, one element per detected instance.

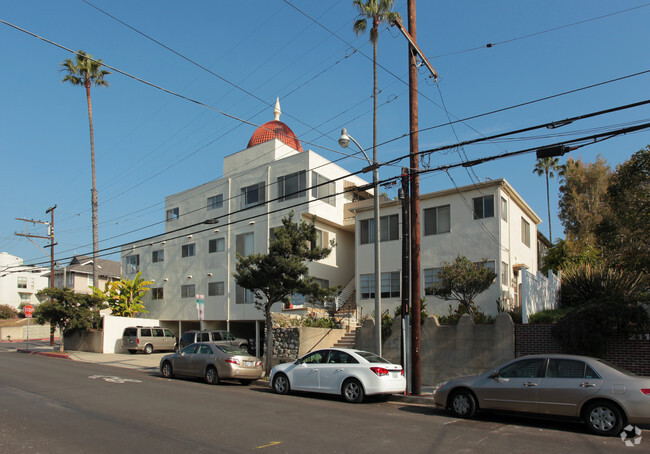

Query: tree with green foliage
<box><xmin>34</xmin><ymin>287</ymin><xmax>104</xmax><ymax>352</ymax></box>
<box><xmin>234</xmin><ymin>212</ymin><xmax>338</xmax><ymax>376</ymax></box>
<box><xmin>430</xmin><ymin>256</ymin><xmax>497</xmax><ymax>317</ymax></box>
<box><xmin>533</xmin><ymin>156</ymin><xmax>562</xmax><ymax>242</ymax></box>
<box><xmin>558</xmin><ymin>156</ymin><xmax>611</xmax><ymax>257</ymax></box>
<box><xmin>596</xmin><ymin>146</ymin><xmax>650</xmax><ymax>273</ymax></box>
<box><xmin>540</xmin><ymin>238</ymin><xmax>602</xmax><ymax>274</ymax></box>
<box><xmin>352</xmin><ymin>0</ymin><xmax>401</xmax><ymax>174</ymax></box>
<box><xmin>92</xmin><ymin>272</ymin><xmax>153</xmax><ymax>317</ymax></box>
<box><xmin>0</xmin><ymin>304</ymin><xmax>19</xmax><ymax>319</ymax></box>
<box><xmin>60</xmin><ymin>50</ymin><xmax>110</xmax><ymax>288</ymax></box>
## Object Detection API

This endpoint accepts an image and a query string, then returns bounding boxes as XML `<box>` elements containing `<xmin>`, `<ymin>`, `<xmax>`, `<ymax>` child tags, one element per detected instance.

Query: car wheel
<box><xmin>161</xmin><ymin>361</ymin><xmax>174</xmax><ymax>379</ymax></box>
<box><xmin>584</xmin><ymin>401</ymin><xmax>624</xmax><ymax>436</ymax></box>
<box><xmin>205</xmin><ymin>366</ymin><xmax>220</xmax><ymax>385</ymax></box>
<box><xmin>449</xmin><ymin>389</ymin><xmax>477</xmax><ymax>418</ymax></box>
<box><xmin>272</xmin><ymin>373</ymin><xmax>290</xmax><ymax>395</ymax></box>
<box><xmin>144</xmin><ymin>344</ymin><xmax>154</xmax><ymax>355</ymax></box>
<box><xmin>128</xmin><ymin>349</ymin><xmax>137</xmax><ymax>355</ymax></box>
<box><xmin>239</xmin><ymin>379</ymin><xmax>253</xmax><ymax>386</ymax></box>
<box><xmin>342</xmin><ymin>378</ymin><xmax>364</xmax><ymax>403</ymax></box>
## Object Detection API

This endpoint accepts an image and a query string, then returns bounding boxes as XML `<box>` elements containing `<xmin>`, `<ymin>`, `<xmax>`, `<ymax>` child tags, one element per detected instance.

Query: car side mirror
<box><xmin>488</xmin><ymin>369</ymin><xmax>499</xmax><ymax>379</ymax></box>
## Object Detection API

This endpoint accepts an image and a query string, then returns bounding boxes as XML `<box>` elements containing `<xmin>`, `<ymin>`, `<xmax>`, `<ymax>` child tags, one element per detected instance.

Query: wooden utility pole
<box><xmin>407</xmin><ymin>0</ymin><xmax>422</xmax><ymax>395</ymax></box>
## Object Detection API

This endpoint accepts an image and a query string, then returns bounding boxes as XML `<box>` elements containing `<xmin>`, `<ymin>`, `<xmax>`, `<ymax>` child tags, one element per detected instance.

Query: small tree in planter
<box><xmin>92</xmin><ymin>272</ymin><xmax>152</xmax><ymax>317</ymax></box>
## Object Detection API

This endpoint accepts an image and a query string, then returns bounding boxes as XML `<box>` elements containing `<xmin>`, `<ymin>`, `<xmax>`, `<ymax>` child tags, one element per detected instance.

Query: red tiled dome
<box><xmin>247</xmin><ymin>120</ymin><xmax>303</xmax><ymax>152</ymax></box>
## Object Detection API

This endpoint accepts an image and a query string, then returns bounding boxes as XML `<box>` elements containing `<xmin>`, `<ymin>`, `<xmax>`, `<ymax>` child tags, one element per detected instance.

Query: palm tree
<box><xmin>60</xmin><ymin>50</ymin><xmax>110</xmax><ymax>287</ymax></box>
<box><xmin>533</xmin><ymin>157</ymin><xmax>562</xmax><ymax>242</ymax></box>
<box><xmin>352</xmin><ymin>0</ymin><xmax>401</xmax><ymax>167</ymax></box>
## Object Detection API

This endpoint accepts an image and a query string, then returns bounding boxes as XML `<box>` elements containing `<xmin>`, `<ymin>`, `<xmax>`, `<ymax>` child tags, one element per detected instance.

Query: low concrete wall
<box><xmin>356</xmin><ymin>313</ymin><xmax>515</xmax><ymax>385</ymax></box>
<box><xmin>64</xmin><ymin>329</ymin><xmax>103</xmax><ymax>352</ymax></box>
<box><xmin>0</xmin><ymin>320</ymin><xmax>59</xmax><ymax>341</ymax></box>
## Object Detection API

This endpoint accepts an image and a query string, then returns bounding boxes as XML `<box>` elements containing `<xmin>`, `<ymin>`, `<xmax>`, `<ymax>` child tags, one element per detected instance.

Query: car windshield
<box><xmin>355</xmin><ymin>351</ymin><xmax>390</xmax><ymax>364</ymax></box>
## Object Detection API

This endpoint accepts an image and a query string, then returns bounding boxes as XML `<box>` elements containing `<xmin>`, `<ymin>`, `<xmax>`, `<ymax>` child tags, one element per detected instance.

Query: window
<box><xmin>207</xmin><ymin>194</ymin><xmax>223</xmax><ymax>210</ymax></box>
<box><xmin>545</xmin><ymin>359</ymin><xmax>598</xmax><ymax>379</ymax></box>
<box><xmin>89</xmin><ymin>275</ymin><xmax>94</xmax><ymax>287</ymax></box>
<box><xmin>166</xmin><ymin>207</ymin><xmax>179</xmax><ymax>221</ymax></box>
<box><xmin>153</xmin><ymin>328</ymin><xmax>164</xmax><ymax>337</ymax></box>
<box><xmin>182</xmin><ymin>243</ymin><xmax>196</xmax><ymax>258</ymax></box>
<box><xmin>126</xmin><ymin>255</ymin><xmax>139</xmax><ymax>274</ymax></box>
<box><xmin>521</xmin><ymin>218</ymin><xmax>531</xmax><ymax>247</ymax></box>
<box><xmin>278</xmin><ymin>171</ymin><xmax>307</xmax><ymax>201</ymax></box>
<box><xmin>501</xmin><ymin>261</ymin><xmax>509</xmax><ymax>286</ymax></box>
<box><xmin>360</xmin><ymin>274</ymin><xmax>375</xmax><ymax>299</ymax></box>
<box><xmin>313</xmin><ymin>278</ymin><xmax>329</xmax><ymax>289</ymax></box>
<box><xmin>20</xmin><ymin>294</ymin><xmax>31</xmax><ymax>303</ymax></box>
<box><xmin>209</xmin><ymin>238</ymin><xmax>225</xmax><ymax>253</ymax></box>
<box><xmin>424</xmin><ymin>205</ymin><xmax>450</xmax><ymax>235</ymax></box>
<box><xmin>235</xmin><ymin>232</ymin><xmax>255</xmax><ymax>304</ymax></box>
<box><xmin>501</xmin><ymin>197</ymin><xmax>507</xmax><ymax>222</ymax></box>
<box><xmin>236</xmin><ymin>285</ymin><xmax>255</xmax><ymax>304</ymax></box>
<box><xmin>152</xmin><ymin>250</ymin><xmax>164</xmax><ymax>263</ymax></box>
<box><xmin>310</xmin><ymin>229</ymin><xmax>329</xmax><ymax>250</ymax></box>
<box><xmin>424</xmin><ymin>267</ymin><xmax>443</xmax><ymax>295</ymax></box>
<box><xmin>152</xmin><ymin>287</ymin><xmax>164</xmax><ymax>300</ymax></box>
<box><xmin>499</xmin><ymin>358</ymin><xmax>545</xmax><ymax>378</ymax></box>
<box><xmin>181</xmin><ymin>284</ymin><xmax>195</xmax><ymax>298</ymax></box>
<box><xmin>140</xmin><ymin>328</ymin><xmax>152</xmax><ymax>337</ymax></box>
<box><xmin>381</xmin><ymin>271</ymin><xmax>400</xmax><ymax>298</ymax></box>
<box><xmin>360</xmin><ymin>215</ymin><xmax>399</xmax><ymax>244</ymax></box>
<box><xmin>312</xmin><ymin>172</ymin><xmax>336</xmax><ymax>206</ymax></box>
<box><xmin>66</xmin><ymin>273</ymin><xmax>74</xmax><ymax>288</ymax></box>
<box><xmin>17</xmin><ymin>277</ymin><xmax>27</xmax><ymax>289</ymax></box>
<box><xmin>208</xmin><ymin>281</ymin><xmax>225</xmax><ymax>296</ymax></box>
<box><xmin>473</xmin><ymin>195</ymin><xmax>494</xmax><ymax>219</ymax></box>
<box><xmin>241</xmin><ymin>182</ymin><xmax>265</xmax><ymax>209</ymax></box>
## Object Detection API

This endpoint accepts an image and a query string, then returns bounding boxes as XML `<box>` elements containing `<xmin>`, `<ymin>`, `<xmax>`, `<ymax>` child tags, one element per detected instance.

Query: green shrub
<box><xmin>527</xmin><ymin>307</ymin><xmax>571</xmax><ymax>324</ymax></box>
<box><xmin>0</xmin><ymin>304</ymin><xmax>19</xmax><ymax>319</ymax></box>
<box><xmin>554</xmin><ymin>297</ymin><xmax>650</xmax><ymax>356</ymax></box>
<box><xmin>436</xmin><ymin>303</ymin><xmax>495</xmax><ymax>325</ymax></box>
<box><xmin>561</xmin><ymin>262</ymin><xmax>647</xmax><ymax>307</ymax></box>
<box><xmin>302</xmin><ymin>315</ymin><xmax>340</xmax><ymax>329</ymax></box>
<box><xmin>394</xmin><ymin>300</ymin><xmax>428</xmax><ymax>323</ymax></box>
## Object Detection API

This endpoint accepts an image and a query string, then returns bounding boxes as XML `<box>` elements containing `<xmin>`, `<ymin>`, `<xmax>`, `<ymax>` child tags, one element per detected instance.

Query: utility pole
<box><xmin>407</xmin><ymin>0</ymin><xmax>422</xmax><ymax>395</ymax></box>
<box><xmin>399</xmin><ymin>168</ymin><xmax>411</xmax><ymax>394</ymax></box>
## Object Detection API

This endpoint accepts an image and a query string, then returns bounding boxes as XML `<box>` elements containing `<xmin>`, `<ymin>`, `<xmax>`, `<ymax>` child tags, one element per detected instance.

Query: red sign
<box><xmin>23</xmin><ymin>305</ymin><xmax>34</xmax><ymax>318</ymax></box>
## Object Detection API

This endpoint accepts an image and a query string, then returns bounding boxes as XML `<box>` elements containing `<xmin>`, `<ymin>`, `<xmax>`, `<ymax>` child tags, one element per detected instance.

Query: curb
<box><xmin>388</xmin><ymin>393</ymin><xmax>436</xmax><ymax>405</ymax></box>
<box><xmin>17</xmin><ymin>349</ymin><xmax>71</xmax><ymax>359</ymax></box>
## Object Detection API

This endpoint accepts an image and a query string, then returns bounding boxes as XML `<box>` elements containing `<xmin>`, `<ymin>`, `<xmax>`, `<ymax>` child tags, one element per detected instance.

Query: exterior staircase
<box><xmin>332</xmin><ymin>331</ymin><xmax>356</xmax><ymax>349</ymax></box>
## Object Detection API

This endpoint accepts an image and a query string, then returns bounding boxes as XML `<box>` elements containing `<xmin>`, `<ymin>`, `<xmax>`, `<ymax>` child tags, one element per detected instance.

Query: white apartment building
<box><xmin>350</xmin><ymin>179</ymin><xmax>542</xmax><ymax>318</ymax></box>
<box><xmin>121</xmin><ymin>101</ymin><xmax>371</xmax><ymax>339</ymax></box>
<box><xmin>0</xmin><ymin>252</ymin><xmax>49</xmax><ymax>309</ymax></box>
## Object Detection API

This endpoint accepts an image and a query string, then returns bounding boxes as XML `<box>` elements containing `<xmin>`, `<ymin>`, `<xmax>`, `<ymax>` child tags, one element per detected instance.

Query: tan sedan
<box><xmin>160</xmin><ymin>342</ymin><xmax>262</xmax><ymax>385</ymax></box>
<box><xmin>433</xmin><ymin>354</ymin><xmax>650</xmax><ymax>436</ymax></box>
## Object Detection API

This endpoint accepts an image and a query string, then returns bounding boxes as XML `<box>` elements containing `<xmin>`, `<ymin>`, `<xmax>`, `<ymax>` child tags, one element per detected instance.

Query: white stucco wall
<box><xmin>102</xmin><ymin>314</ymin><xmax>160</xmax><ymax>354</ymax></box>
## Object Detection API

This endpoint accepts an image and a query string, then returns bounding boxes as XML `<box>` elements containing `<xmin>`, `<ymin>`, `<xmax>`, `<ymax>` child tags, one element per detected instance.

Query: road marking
<box><xmin>257</xmin><ymin>442</ymin><xmax>281</xmax><ymax>449</ymax></box>
<box><xmin>88</xmin><ymin>375</ymin><xmax>142</xmax><ymax>383</ymax></box>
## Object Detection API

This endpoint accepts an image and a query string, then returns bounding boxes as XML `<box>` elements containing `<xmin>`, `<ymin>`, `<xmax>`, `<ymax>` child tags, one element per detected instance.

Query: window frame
<box><xmin>166</xmin><ymin>207</ymin><xmax>179</xmax><ymax>221</ymax></box>
<box><xmin>181</xmin><ymin>243</ymin><xmax>196</xmax><ymax>258</ymax></box>
<box><xmin>152</xmin><ymin>249</ymin><xmax>164</xmax><ymax>263</ymax></box>
<box><xmin>473</xmin><ymin>195</ymin><xmax>494</xmax><ymax>220</ymax></box>
<box><xmin>278</xmin><ymin>170</ymin><xmax>307</xmax><ymax>201</ymax></box>
<box><xmin>521</xmin><ymin>217</ymin><xmax>531</xmax><ymax>247</ymax></box>
<box><xmin>209</xmin><ymin>238</ymin><xmax>225</xmax><ymax>253</ymax></box>
<box><xmin>424</xmin><ymin>205</ymin><xmax>451</xmax><ymax>236</ymax></box>
<box><xmin>241</xmin><ymin>182</ymin><xmax>265</xmax><ymax>209</ymax></box>
<box><xmin>207</xmin><ymin>194</ymin><xmax>223</xmax><ymax>210</ymax></box>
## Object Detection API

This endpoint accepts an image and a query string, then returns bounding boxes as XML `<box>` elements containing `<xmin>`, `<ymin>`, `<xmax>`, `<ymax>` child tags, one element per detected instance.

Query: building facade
<box><xmin>0</xmin><ymin>252</ymin><xmax>49</xmax><ymax>309</ymax></box>
<box><xmin>50</xmin><ymin>255</ymin><xmax>121</xmax><ymax>294</ymax></box>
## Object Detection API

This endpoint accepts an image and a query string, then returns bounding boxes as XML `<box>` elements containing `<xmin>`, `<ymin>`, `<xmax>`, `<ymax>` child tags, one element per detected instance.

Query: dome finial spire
<box><xmin>273</xmin><ymin>97</ymin><xmax>281</xmax><ymax>121</ymax></box>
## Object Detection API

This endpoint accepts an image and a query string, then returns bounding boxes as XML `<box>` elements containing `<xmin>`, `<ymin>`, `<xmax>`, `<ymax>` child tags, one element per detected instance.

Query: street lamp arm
<box><xmin>339</xmin><ymin>128</ymin><xmax>372</xmax><ymax>165</ymax></box>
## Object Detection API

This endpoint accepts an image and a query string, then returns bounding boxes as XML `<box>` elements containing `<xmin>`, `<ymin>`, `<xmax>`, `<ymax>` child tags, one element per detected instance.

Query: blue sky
<box><xmin>2</xmin><ymin>0</ymin><xmax>650</xmax><ymax>267</ymax></box>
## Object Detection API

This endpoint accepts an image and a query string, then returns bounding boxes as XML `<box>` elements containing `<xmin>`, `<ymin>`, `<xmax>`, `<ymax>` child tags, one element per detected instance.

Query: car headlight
<box><xmin>434</xmin><ymin>381</ymin><xmax>448</xmax><ymax>391</ymax></box>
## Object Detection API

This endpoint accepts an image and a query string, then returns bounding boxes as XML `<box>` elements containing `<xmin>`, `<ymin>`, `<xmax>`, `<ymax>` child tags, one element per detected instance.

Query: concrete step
<box><xmin>333</xmin><ymin>332</ymin><xmax>356</xmax><ymax>348</ymax></box>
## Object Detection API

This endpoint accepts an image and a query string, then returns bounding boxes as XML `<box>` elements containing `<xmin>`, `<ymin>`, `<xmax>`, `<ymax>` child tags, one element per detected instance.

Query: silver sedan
<box><xmin>160</xmin><ymin>342</ymin><xmax>263</xmax><ymax>385</ymax></box>
<box><xmin>433</xmin><ymin>354</ymin><xmax>650</xmax><ymax>436</ymax></box>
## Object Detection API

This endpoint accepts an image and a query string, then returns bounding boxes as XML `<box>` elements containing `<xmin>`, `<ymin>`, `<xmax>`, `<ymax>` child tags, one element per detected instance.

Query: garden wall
<box><xmin>515</xmin><ymin>323</ymin><xmax>650</xmax><ymax>376</ymax></box>
<box><xmin>270</xmin><ymin>327</ymin><xmax>347</xmax><ymax>365</ymax></box>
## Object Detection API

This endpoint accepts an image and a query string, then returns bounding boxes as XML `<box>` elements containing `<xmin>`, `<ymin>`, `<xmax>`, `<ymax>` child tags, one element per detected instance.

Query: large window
<box><xmin>241</xmin><ymin>182</ymin><xmax>265</xmax><ymax>209</ymax></box>
<box><xmin>209</xmin><ymin>238</ymin><xmax>225</xmax><ymax>253</ymax></box>
<box><xmin>381</xmin><ymin>271</ymin><xmax>400</xmax><ymax>298</ymax></box>
<box><xmin>166</xmin><ymin>207</ymin><xmax>179</xmax><ymax>221</ymax></box>
<box><xmin>521</xmin><ymin>218</ymin><xmax>531</xmax><ymax>247</ymax></box>
<box><xmin>126</xmin><ymin>255</ymin><xmax>139</xmax><ymax>274</ymax></box>
<box><xmin>360</xmin><ymin>274</ymin><xmax>375</xmax><ymax>299</ymax></box>
<box><xmin>424</xmin><ymin>205</ymin><xmax>450</xmax><ymax>235</ymax></box>
<box><xmin>152</xmin><ymin>287</ymin><xmax>164</xmax><ymax>300</ymax></box>
<box><xmin>310</xmin><ymin>229</ymin><xmax>329</xmax><ymax>250</ymax></box>
<box><xmin>360</xmin><ymin>215</ymin><xmax>398</xmax><ymax>244</ymax></box>
<box><xmin>473</xmin><ymin>195</ymin><xmax>494</xmax><ymax>219</ymax></box>
<box><xmin>207</xmin><ymin>194</ymin><xmax>223</xmax><ymax>210</ymax></box>
<box><xmin>181</xmin><ymin>284</ymin><xmax>195</xmax><ymax>299</ymax></box>
<box><xmin>152</xmin><ymin>250</ymin><xmax>164</xmax><ymax>263</ymax></box>
<box><xmin>182</xmin><ymin>243</ymin><xmax>196</xmax><ymax>258</ymax></box>
<box><xmin>312</xmin><ymin>172</ymin><xmax>336</xmax><ymax>206</ymax></box>
<box><xmin>17</xmin><ymin>277</ymin><xmax>27</xmax><ymax>289</ymax></box>
<box><xmin>278</xmin><ymin>171</ymin><xmax>307</xmax><ymax>201</ymax></box>
<box><xmin>208</xmin><ymin>281</ymin><xmax>225</xmax><ymax>296</ymax></box>
<box><xmin>423</xmin><ymin>267</ymin><xmax>443</xmax><ymax>295</ymax></box>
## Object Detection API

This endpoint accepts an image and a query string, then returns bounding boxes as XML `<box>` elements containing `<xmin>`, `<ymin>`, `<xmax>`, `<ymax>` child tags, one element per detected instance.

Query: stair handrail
<box><xmin>335</xmin><ymin>278</ymin><xmax>356</xmax><ymax>310</ymax></box>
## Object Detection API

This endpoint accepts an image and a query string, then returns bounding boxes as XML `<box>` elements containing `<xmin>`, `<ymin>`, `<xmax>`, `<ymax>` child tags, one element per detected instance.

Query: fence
<box><xmin>521</xmin><ymin>269</ymin><xmax>561</xmax><ymax>323</ymax></box>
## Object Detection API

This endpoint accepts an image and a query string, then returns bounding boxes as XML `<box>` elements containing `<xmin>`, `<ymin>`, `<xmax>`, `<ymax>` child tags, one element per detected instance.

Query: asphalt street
<box><xmin>0</xmin><ymin>342</ymin><xmax>643</xmax><ymax>454</ymax></box>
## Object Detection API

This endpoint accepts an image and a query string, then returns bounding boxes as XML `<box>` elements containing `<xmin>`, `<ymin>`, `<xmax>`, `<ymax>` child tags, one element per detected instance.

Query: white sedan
<box><xmin>269</xmin><ymin>348</ymin><xmax>406</xmax><ymax>403</ymax></box>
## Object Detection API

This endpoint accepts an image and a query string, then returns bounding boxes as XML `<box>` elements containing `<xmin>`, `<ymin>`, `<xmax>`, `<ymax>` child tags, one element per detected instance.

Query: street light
<box><xmin>339</xmin><ymin>128</ymin><xmax>382</xmax><ymax>356</ymax></box>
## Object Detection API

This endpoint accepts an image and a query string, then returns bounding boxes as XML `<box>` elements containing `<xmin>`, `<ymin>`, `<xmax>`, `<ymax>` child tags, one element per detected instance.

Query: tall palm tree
<box><xmin>61</xmin><ymin>50</ymin><xmax>110</xmax><ymax>287</ymax></box>
<box><xmin>352</xmin><ymin>0</ymin><xmax>401</xmax><ymax>166</ymax></box>
<box><xmin>533</xmin><ymin>157</ymin><xmax>562</xmax><ymax>242</ymax></box>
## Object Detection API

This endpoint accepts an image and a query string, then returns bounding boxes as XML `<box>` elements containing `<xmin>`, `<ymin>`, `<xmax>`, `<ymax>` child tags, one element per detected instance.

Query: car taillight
<box><xmin>256</xmin><ymin>361</ymin><xmax>262</xmax><ymax>367</ymax></box>
<box><xmin>642</xmin><ymin>389</ymin><xmax>650</xmax><ymax>395</ymax></box>
<box><xmin>370</xmin><ymin>367</ymin><xmax>389</xmax><ymax>376</ymax></box>
<box><xmin>136</xmin><ymin>339</ymin><xmax>139</xmax><ymax>344</ymax></box>
<box><xmin>225</xmin><ymin>358</ymin><xmax>240</xmax><ymax>365</ymax></box>
<box><xmin>401</xmin><ymin>369</ymin><xmax>404</xmax><ymax>376</ymax></box>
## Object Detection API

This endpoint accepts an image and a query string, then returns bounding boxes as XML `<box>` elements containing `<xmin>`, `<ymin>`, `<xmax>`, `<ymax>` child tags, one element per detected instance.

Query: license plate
<box><xmin>245</xmin><ymin>361</ymin><xmax>253</xmax><ymax>367</ymax></box>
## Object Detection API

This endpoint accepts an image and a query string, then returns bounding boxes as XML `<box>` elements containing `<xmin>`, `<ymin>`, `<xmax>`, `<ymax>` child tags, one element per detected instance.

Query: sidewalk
<box><xmin>9</xmin><ymin>339</ymin><xmax>436</xmax><ymax>404</ymax></box>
